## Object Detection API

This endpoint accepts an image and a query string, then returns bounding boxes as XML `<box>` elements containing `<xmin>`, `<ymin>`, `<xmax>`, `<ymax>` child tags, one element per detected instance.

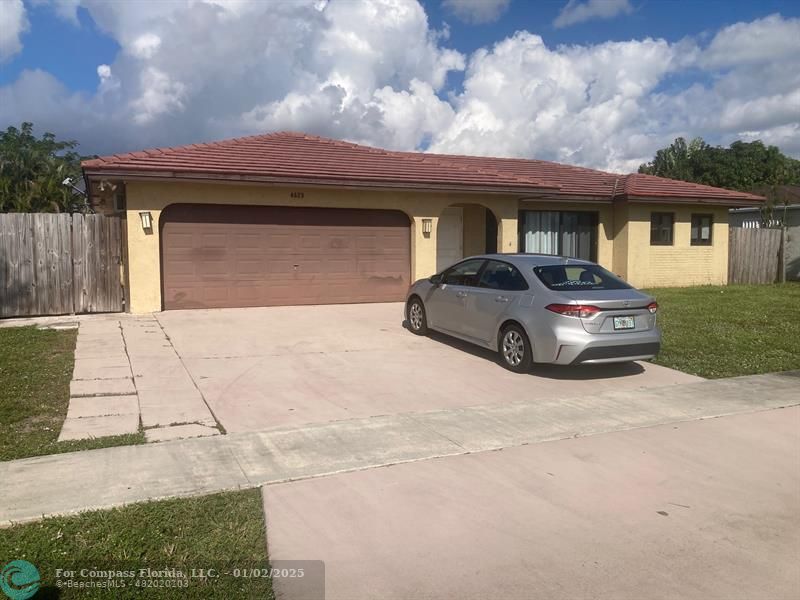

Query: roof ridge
<box><xmin>414</xmin><ymin>148</ymin><xmax>621</xmax><ymax>179</ymax></box>
<box><xmin>302</xmin><ymin>133</ymin><xmax>390</xmax><ymax>155</ymax></box>
<box><xmin>388</xmin><ymin>149</ymin><xmax>556</xmax><ymax>189</ymax></box>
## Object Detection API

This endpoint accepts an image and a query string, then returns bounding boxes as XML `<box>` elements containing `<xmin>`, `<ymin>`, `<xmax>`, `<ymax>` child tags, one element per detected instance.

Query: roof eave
<box><xmin>624</xmin><ymin>194</ymin><xmax>766</xmax><ymax>207</ymax></box>
<box><xmin>520</xmin><ymin>193</ymin><xmax>613</xmax><ymax>204</ymax></box>
<box><xmin>82</xmin><ymin>168</ymin><xmax>559</xmax><ymax>196</ymax></box>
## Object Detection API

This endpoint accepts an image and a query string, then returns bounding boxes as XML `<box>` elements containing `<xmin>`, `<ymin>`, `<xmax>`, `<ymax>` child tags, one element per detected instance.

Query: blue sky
<box><xmin>1</xmin><ymin>0</ymin><xmax>798</xmax><ymax>171</ymax></box>
<box><xmin>1</xmin><ymin>4</ymin><xmax>118</xmax><ymax>92</ymax></box>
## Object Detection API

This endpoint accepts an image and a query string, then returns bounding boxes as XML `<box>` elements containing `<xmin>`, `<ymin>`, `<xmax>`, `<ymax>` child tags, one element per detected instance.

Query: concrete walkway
<box><xmin>60</xmin><ymin>315</ymin><xmax>220</xmax><ymax>443</ymax></box>
<box><xmin>1</xmin><ymin>371</ymin><xmax>797</xmax><ymax>526</ymax></box>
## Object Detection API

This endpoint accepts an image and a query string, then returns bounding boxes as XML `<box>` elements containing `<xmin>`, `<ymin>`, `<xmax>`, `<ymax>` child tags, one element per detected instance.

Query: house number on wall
<box><xmin>290</xmin><ymin>192</ymin><xmax>304</xmax><ymax>199</ymax></box>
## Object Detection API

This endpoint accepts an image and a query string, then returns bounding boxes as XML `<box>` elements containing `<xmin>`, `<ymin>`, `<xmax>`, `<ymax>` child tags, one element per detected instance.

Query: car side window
<box><xmin>479</xmin><ymin>260</ymin><xmax>529</xmax><ymax>291</ymax></box>
<box><xmin>442</xmin><ymin>259</ymin><xmax>485</xmax><ymax>287</ymax></box>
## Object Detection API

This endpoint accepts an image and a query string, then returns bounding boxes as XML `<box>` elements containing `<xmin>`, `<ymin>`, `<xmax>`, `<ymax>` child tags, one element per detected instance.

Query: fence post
<box><xmin>778</xmin><ymin>227</ymin><xmax>787</xmax><ymax>283</ymax></box>
<box><xmin>70</xmin><ymin>213</ymin><xmax>76</xmax><ymax>315</ymax></box>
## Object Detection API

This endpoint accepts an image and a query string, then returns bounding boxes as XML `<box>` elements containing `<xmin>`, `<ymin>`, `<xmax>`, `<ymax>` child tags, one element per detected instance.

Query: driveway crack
<box><xmin>153</xmin><ymin>313</ymin><xmax>227</xmax><ymax>435</ymax></box>
<box><xmin>406</xmin><ymin>413</ymin><xmax>467</xmax><ymax>451</ymax></box>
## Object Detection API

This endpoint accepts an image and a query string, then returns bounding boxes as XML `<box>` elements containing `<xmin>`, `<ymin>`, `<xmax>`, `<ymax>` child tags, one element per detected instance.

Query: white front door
<box><xmin>436</xmin><ymin>207</ymin><xmax>463</xmax><ymax>271</ymax></box>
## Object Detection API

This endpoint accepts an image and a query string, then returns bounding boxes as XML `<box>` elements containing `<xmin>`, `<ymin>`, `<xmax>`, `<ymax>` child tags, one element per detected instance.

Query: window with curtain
<box><xmin>650</xmin><ymin>212</ymin><xmax>674</xmax><ymax>245</ymax></box>
<box><xmin>690</xmin><ymin>214</ymin><xmax>713</xmax><ymax>246</ymax></box>
<box><xmin>520</xmin><ymin>211</ymin><xmax>598</xmax><ymax>261</ymax></box>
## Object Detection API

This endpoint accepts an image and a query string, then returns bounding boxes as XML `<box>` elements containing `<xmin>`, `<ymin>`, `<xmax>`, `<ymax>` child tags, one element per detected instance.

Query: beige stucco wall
<box><xmin>124</xmin><ymin>180</ymin><xmax>519</xmax><ymax>313</ymax></box>
<box><xmin>612</xmin><ymin>201</ymin><xmax>629</xmax><ymax>279</ymax></box>
<box><xmin>122</xmin><ymin>179</ymin><xmax>731</xmax><ymax>312</ymax></box>
<box><xmin>623</xmin><ymin>203</ymin><xmax>730</xmax><ymax>288</ymax></box>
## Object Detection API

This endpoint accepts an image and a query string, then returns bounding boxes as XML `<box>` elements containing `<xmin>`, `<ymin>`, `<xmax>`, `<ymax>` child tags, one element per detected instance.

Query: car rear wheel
<box><xmin>499</xmin><ymin>324</ymin><xmax>533</xmax><ymax>373</ymax></box>
<box><xmin>407</xmin><ymin>297</ymin><xmax>428</xmax><ymax>335</ymax></box>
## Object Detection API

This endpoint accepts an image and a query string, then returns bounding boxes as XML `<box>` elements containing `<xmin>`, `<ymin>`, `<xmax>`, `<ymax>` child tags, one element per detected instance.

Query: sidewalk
<box><xmin>1</xmin><ymin>371</ymin><xmax>798</xmax><ymax>526</ymax></box>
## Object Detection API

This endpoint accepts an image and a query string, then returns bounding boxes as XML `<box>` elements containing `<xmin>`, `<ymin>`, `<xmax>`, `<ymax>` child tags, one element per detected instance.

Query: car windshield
<box><xmin>533</xmin><ymin>264</ymin><xmax>631</xmax><ymax>291</ymax></box>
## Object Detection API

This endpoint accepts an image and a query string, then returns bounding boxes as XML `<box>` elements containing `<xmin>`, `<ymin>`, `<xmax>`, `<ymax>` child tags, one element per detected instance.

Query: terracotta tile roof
<box><xmin>82</xmin><ymin>132</ymin><xmax>558</xmax><ymax>194</ymax></box>
<box><xmin>82</xmin><ymin>131</ymin><xmax>765</xmax><ymax>204</ymax></box>
<box><xmin>623</xmin><ymin>173</ymin><xmax>765</xmax><ymax>203</ymax></box>
<box><xmin>402</xmin><ymin>152</ymin><xmax>621</xmax><ymax>198</ymax></box>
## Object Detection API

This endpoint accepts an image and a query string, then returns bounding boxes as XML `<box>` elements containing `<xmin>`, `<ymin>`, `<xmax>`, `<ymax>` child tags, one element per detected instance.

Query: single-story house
<box><xmin>82</xmin><ymin>132</ymin><xmax>764</xmax><ymax>313</ymax></box>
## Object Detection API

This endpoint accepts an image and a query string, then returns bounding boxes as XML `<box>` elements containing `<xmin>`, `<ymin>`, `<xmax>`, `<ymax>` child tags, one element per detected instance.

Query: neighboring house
<box><xmin>82</xmin><ymin>132</ymin><xmax>764</xmax><ymax>313</ymax></box>
<box><xmin>730</xmin><ymin>203</ymin><xmax>800</xmax><ymax>281</ymax></box>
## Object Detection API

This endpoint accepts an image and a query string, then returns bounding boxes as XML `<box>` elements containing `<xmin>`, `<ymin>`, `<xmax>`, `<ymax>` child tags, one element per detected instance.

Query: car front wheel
<box><xmin>407</xmin><ymin>297</ymin><xmax>428</xmax><ymax>335</ymax></box>
<box><xmin>499</xmin><ymin>324</ymin><xmax>533</xmax><ymax>373</ymax></box>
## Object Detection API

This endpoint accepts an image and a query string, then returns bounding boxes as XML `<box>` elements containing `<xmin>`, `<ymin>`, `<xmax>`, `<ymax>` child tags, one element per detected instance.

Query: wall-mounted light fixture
<box><xmin>139</xmin><ymin>211</ymin><xmax>152</xmax><ymax>231</ymax></box>
<box><xmin>421</xmin><ymin>218</ymin><xmax>432</xmax><ymax>236</ymax></box>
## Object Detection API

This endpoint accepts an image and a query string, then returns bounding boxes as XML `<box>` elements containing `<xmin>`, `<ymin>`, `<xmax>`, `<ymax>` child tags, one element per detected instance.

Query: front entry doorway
<box><xmin>436</xmin><ymin>205</ymin><xmax>499</xmax><ymax>272</ymax></box>
<box><xmin>436</xmin><ymin>207</ymin><xmax>463</xmax><ymax>271</ymax></box>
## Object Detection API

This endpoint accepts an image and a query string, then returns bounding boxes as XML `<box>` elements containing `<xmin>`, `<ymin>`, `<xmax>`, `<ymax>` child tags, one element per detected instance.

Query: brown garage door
<box><xmin>161</xmin><ymin>204</ymin><xmax>411</xmax><ymax>310</ymax></box>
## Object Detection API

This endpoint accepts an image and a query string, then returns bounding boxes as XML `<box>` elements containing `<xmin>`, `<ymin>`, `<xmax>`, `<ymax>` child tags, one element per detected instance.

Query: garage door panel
<box><xmin>299</xmin><ymin>235</ymin><xmax>323</xmax><ymax>249</ymax></box>
<box><xmin>233</xmin><ymin>235</ymin><xmax>261</xmax><ymax>251</ymax></box>
<box><xmin>264</xmin><ymin>232</ymin><xmax>290</xmax><ymax>246</ymax></box>
<box><xmin>161</xmin><ymin>204</ymin><xmax>410</xmax><ymax>309</ymax></box>
<box><xmin>196</xmin><ymin>260</ymin><xmax>228</xmax><ymax>277</ymax></box>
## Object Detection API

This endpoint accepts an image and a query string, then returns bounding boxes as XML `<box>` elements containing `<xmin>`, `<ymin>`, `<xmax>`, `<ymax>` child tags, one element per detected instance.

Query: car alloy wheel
<box><xmin>409</xmin><ymin>302</ymin><xmax>424</xmax><ymax>331</ymax></box>
<box><xmin>502</xmin><ymin>330</ymin><xmax>525</xmax><ymax>366</ymax></box>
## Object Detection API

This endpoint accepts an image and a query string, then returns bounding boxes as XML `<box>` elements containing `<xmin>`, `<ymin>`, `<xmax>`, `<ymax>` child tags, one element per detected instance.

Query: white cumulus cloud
<box><xmin>130</xmin><ymin>33</ymin><xmax>162</xmax><ymax>59</ymax></box>
<box><xmin>429</xmin><ymin>32</ymin><xmax>682</xmax><ymax>171</ymax></box>
<box><xmin>0</xmin><ymin>0</ymin><xmax>29</xmax><ymax>62</ymax></box>
<box><xmin>701</xmin><ymin>13</ymin><xmax>800</xmax><ymax>68</ymax></box>
<box><xmin>554</xmin><ymin>0</ymin><xmax>633</xmax><ymax>29</ymax></box>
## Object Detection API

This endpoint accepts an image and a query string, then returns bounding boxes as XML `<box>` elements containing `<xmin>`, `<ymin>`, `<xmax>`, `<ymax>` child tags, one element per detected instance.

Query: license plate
<box><xmin>613</xmin><ymin>316</ymin><xmax>636</xmax><ymax>330</ymax></box>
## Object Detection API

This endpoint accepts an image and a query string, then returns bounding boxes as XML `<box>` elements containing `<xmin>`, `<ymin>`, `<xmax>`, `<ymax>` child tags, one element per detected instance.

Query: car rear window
<box><xmin>533</xmin><ymin>264</ymin><xmax>631</xmax><ymax>291</ymax></box>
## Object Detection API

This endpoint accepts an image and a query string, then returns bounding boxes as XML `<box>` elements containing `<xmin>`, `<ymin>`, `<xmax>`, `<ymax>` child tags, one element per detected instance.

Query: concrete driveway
<box><xmin>155</xmin><ymin>303</ymin><xmax>700</xmax><ymax>433</ymax></box>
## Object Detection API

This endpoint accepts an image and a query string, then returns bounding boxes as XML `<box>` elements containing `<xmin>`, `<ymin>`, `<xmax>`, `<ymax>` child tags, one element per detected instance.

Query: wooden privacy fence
<box><xmin>0</xmin><ymin>213</ymin><xmax>124</xmax><ymax>318</ymax></box>
<box><xmin>728</xmin><ymin>227</ymin><xmax>785</xmax><ymax>285</ymax></box>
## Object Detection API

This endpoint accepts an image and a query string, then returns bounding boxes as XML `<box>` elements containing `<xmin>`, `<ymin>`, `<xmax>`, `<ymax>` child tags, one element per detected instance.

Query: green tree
<box><xmin>0</xmin><ymin>122</ymin><xmax>84</xmax><ymax>213</ymax></box>
<box><xmin>639</xmin><ymin>137</ymin><xmax>800</xmax><ymax>195</ymax></box>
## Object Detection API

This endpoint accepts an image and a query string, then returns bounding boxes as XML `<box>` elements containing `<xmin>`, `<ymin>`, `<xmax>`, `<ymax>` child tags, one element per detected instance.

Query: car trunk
<box><xmin>561</xmin><ymin>291</ymin><xmax>656</xmax><ymax>334</ymax></box>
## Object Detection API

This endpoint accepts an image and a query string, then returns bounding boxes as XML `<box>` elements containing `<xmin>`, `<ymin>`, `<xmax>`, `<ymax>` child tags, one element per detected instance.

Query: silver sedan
<box><xmin>405</xmin><ymin>254</ymin><xmax>661</xmax><ymax>372</ymax></box>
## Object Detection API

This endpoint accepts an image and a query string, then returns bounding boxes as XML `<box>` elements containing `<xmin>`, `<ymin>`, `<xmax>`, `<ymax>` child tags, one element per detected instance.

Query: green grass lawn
<box><xmin>646</xmin><ymin>283</ymin><xmax>800</xmax><ymax>378</ymax></box>
<box><xmin>0</xmin><ymin>326</ymin><xmax>144</xmax><ymax>461</ymax></box>
<box><xmin>0</xmin><ymin>489</ymin><xmax>274</xmax><ymax>599</ymax></box>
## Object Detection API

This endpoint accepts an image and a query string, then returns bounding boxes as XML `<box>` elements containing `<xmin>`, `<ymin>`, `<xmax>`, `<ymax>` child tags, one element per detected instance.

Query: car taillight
<box><xmin>647</xmin><ymin>302</ymin><xmax>658</xmax><ymax>314</ymax></box>
<box><xmin>545</xmin><ymin>304</ymin><xmax>600</xmax><ymax>318</ymax></box>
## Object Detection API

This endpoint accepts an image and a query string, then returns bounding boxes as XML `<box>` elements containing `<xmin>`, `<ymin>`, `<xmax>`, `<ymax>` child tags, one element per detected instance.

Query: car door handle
<box><xmin>495</xmin><ymin>296</ymin><xmax>510</xmax><ymax>303</ymax></box>
<box><xmin>456</xmin><ymin>291</ymin><xmax>468</xmax><ymax>298</ymax></box>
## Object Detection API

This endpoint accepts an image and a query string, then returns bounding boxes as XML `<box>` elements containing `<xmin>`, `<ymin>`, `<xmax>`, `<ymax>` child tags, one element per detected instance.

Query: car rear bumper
<box><xmin>571</xmin><ymin>342</ymin><xmax>661</xmax><ymax>364</ymax></box>
<box><xmin>545</xmin><ymin>328</ymin><xmax>662</xmax><ymax>365</ymax></box>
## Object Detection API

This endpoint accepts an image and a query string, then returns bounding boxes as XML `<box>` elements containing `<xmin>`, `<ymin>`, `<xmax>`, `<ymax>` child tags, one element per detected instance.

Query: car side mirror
<box><xmin>429</xmin><ymin>274</ymin><xmax>443</xmax><ymax>286</ymax></box>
